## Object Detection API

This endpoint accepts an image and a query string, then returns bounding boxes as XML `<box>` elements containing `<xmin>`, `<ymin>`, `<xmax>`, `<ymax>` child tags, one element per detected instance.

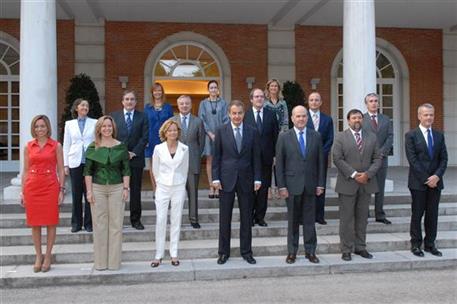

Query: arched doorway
<box><xmin>144</xmin><ymin>32</ymin><xmax>231</xmax><ymax>113</ymax></box>
<box><xmin>331</xmin><ymin>41</ymin><xmax>410</xmax><ymax>165</ymax></box>
<box><xmin>0</xmin><ymin>37</ymin><xmax>20</xmax><ymax>172</ymax></box>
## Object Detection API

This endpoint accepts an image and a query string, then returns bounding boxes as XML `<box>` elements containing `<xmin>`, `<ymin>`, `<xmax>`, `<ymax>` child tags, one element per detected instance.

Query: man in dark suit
<box><xmin>306</xmin><ymin>92</ymin><xmax>334</xmax><ymax>225</ymax></box>
<box><xmin>405</xmin><ymin>103</ymin><xmax>448</xmax><ymax>257</ymax></box>
<box><xmin>276</xmin><ymin>105</ymin><xmax>325</xmax><ymax>264</ymax></box>
<box><xmin>362</xmin><ymin>93</ymin><xmax>393</xmax><ymax>224</ymax></box>
<box><xmin>244</xmin><ymin>88</ymin><xmax>278</xmax><ymax>227</ymax></box>
<box><xmin>212</xmin><ymin>100</ymin><xmax>262</xmax><ymax>265</ymax></box>
<box><xmin>111</xmin><ymin>90</ymin><xmax>149</xmax><ymax>230</ymax></box>
<box><xmin>171</xmin><ymin>95</ymin><xmax>205</xmax><ymax>229</ymax></box>
<box><xmin>333</xmin><ymin>109</ymin><xmax>382</xmax><ymax>261</ymax></box>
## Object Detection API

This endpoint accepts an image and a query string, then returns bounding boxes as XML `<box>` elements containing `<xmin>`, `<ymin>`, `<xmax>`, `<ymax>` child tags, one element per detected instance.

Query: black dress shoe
<box><xmin>354</xmin><ymin>250</ymin><xmax>373</xmax><ymax>259</ymax></box>
<box><xmin>132</xmin><ymin>222</ymin><xmax>144</xmax><ymax>230</ymax></box>
<box><xmin>71</xmin><ymin>226</ymin><xmax>82</xmax><ymax>233</ymax></box>
<box><xmin>217</xmin><ymin>254</ymin><xmax>229</xmax><ymax>264</ymax></box>
<box><xmin>411</xmin><ymin>247</ymin><xmax>424</xmax><ymax>257</ymax></box>
<box><xmin>425</xmin><ymin>247</ymin><xmax>443</xmax><ymax>257</ymax></box>
<box><xmin>243</xmin><ymin>255</ymin><xmax>256</xmax><ymax>264</ymax></box>
<box><xmin>316</xmin><ymin>219</ymin><xmax>327</xmax><ymax>225</ymax></box>
<box><xmin>286</xmin><ymin>254</ymin><xmax>296</xmax><ymax>264</ymax></box>
<box><xmin>375</xmin><ymin>218</ymin><xmax>392</xmax><ymax>225</ymax></box>
<box><xmin>342</xmin><ymin>253</ymin><xmax>352</xmax><ymax>261</ymax></box>
<box><xmin>84</xmin><ymin>226</ymin><xmax>93</xmax><ymax>232</ymax></box>
<box><xmin>256</xmin><ymin>219</ymin><xmax>268</xmax><ymax>227</ymax></box>
<box><xmin>191</xmin><ymin>222</ymin><xmax>201</xmax><ymax>229</ymax></box>
<box><xmin>305</xmin><ymin>253</ymin><xmax>320</xmax><ymax>264</ymax></box>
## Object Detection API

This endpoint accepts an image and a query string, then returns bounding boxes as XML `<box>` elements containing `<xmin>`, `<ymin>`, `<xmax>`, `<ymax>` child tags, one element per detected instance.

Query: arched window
<box><xmin>332</xmin><ymin>46</ymin><xmax>407</xmax><ymax>165</ymax></box>
<box><xmin>0</xmin><ymin>40</ymin><xmax>20</xmax><ymax>171</ymax></box>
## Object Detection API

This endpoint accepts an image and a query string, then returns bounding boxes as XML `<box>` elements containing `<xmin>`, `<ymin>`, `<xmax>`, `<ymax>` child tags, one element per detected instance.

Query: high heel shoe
<box><xmin>33</xmin><ymin>257</ymin><xmax>43</xmax><ymax>273</ymax></box>
<box><xmin>41</xmin><ymin>258</ymin><xmax>52</xmax><ymax>273</ymax></box>
<box><xmin>171</xmin><ymin>259</ymin><xmax>180</xmax><ymax>266</ymax></box>
<box><xmin>150</xmin><ymin>259</ymin><xmax>162</xmax><ymax>268</ymax></box>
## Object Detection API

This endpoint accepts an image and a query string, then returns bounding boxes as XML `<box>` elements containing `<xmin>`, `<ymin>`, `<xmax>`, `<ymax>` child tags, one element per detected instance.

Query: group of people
<box><xmin>20</xmin><ymin>78</ymin><xmax>448</xmax><ymax>272</ymax></box>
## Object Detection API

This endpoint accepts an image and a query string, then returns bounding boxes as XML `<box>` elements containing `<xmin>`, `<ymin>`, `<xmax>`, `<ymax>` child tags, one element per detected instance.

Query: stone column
<box><xmin>343</xmin><ymin>0</ymin><xmax>376</xmax><ymax>122</ymax></box>
<box><xmin>3</xmin><ymin>0</ymin><xmax>57</xmax><ymax>199</ymax></box>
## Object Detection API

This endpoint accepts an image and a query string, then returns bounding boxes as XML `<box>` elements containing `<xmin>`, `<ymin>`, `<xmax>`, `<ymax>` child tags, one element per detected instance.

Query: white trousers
<box><xmin>154</xmin><ymin>183</ymin><xmax>186</xmax><ymax>259</ymax></box>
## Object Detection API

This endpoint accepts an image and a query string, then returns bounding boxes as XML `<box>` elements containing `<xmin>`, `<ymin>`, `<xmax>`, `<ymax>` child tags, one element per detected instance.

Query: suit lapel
<box><xmin>225</xmin><ymin>124</ymin><xmax>238</xmax><ymax>155</ymax></box>
<box><xmin>290</xmin><ymin>129</ymin><xmax>304</xmax><ymax>160</ymax></box>
<box><xmin>415</xmin><ymin>128</ymin><xmax>429</xmax><ymax>158</ymax></box>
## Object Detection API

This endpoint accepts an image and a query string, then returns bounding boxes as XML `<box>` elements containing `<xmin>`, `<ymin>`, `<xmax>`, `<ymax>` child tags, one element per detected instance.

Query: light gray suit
<box><xmin>276</xmin><ymin>127</ymin><xmax>325</xmax><ymax>255</ymax></box>
<box><xmin>333</xmin><ymin>128</ymin><xmax>382</xmax><ymax>253</ymax></box>
<box><xmin>171</xmin><ymin>114</ymin><xmax>205</xmax><ymax>224</ymax></box>
<box><xmin>362</xmin><ymin>112</ymin><xmax>393</xmax><ymax>220</ymax></box>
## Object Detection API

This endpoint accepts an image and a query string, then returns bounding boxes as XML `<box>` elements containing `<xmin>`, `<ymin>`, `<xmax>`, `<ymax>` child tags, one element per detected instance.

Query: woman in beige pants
<box><xmin>84</xmin><ymin>116</ymin><xmax>130</xmax><ymax>270</ymax></box>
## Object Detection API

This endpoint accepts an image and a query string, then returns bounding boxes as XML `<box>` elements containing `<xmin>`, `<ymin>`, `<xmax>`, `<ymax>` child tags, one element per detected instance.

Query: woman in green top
<box><xmin>84</xmin><ymin>116</ymin><xmax>130</xmax><ymax>271</ymax></box>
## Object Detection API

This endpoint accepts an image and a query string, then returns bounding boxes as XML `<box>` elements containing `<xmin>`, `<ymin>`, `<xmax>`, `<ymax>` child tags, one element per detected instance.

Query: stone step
<box><xmin>2</xmin><ymin>249</ymin><xmax>456</xmax><ymax>288</ymax></box>
<box><xmin>2</xmin><ymin>202</ymin><xmax>457</xmax><ymax>229</ymax></box>
<box><xmin>1</xmin><ymin>231</ymin><xmax>456</xmax><ymax>266</ymax></box>
<box><xmin>2</xmin><ymin>215</ymin><xmax>456</xmax><ymax>246</ymax></box>
<box><xmin>2</xmin><ymin>193</ymin><xmax>456</xmax><ymax>214</ymax></box>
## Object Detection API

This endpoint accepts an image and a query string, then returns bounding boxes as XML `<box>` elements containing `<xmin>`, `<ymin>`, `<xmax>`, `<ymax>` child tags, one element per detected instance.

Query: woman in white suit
<box><xmin>63</xmin><ymin>98</ymin><xmax>97</xmax><ymax>233</ymax></box>
<box><xmin>150</xmin><ymin>119</ymin><xmax>189</xmax><ymax>267</ymax></box>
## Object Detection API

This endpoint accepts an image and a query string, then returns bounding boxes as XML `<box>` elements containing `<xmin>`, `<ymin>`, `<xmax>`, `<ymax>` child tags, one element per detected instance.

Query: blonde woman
<box><xmin>150</xmin><ymin>119</ymin><xmax>189</xmax><ymax>267</ymax></box>
<box><xmin>84</xmin><ymin>116</ymin><xmax>130</xmax><ymax>270</ymax></box>
<box><xmin>21</xmin><ymin>115</ymin><xmax>65</xmax><ymax>272</ymax></box>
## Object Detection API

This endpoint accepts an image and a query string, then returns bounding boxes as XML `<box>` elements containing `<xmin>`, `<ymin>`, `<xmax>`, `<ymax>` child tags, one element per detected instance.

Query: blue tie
<box><xmin>427</xmin><ymin>129</ymin><xmax>433</xmax><ymax>158</ymax></box>
<box><xmin>126</xmin><ymin>112</ymin><xmax>132</xmax><ymax>134</ymax></box>
<box><xmin>299</xmin><ymin>131</ymin><xmax>306</xmax><ymax>157</ymax></box>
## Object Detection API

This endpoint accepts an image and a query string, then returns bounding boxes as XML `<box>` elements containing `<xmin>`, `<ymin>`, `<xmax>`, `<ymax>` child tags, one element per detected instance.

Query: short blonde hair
<box><xmin>159</xmin><ymin>119</ymin><xmax>181</xmax><ymax>142</ymax></box>
<box><xmin>94</xmin><ymin>115</ymin><xmax>117</xmax><ymax>147</ymax></box>
<box><xmin>264</xmin><ymin>78</ymin><xmax>283</xmax><ymax>100</ymax></box>
<box><xmin>30</xmin><ymin>115</ymin><xmax>52</xmax><ymax>138</ymax></box>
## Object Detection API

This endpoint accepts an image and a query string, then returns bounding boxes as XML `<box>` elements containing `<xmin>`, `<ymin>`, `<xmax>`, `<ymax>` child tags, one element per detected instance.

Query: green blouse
<box><xmin>83</xmin><ymin>143</ymin><xmax>131</xmax><ymax>185</ymax></box>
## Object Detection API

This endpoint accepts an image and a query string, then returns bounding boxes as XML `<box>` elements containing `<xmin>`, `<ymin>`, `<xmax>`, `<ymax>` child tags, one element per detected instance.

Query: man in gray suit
<box><xmin>171</xmin><ymin>95</ymin><xmax>206</xmax><ymax>229</ymax></box>
<box><xmin>276</xmin><ymin>105</ymin><xmax>325</xmax><ymax>264</ymax></box>
<box><xmin>362</xmin><ymin>93</ymin><xmax>393</xmax><ymax>224</ymax></box>
<box><xmin>333</xmin><ymin>109</ymin><xmax>382</xmax><ymax>261</ymax></box>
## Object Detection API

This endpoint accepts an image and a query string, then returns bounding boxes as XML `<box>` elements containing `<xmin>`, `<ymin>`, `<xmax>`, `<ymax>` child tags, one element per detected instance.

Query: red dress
<box><xmin>23</xmin><ymin>138</ymin><xmax>60</xmax><ymax>226</ymax></box>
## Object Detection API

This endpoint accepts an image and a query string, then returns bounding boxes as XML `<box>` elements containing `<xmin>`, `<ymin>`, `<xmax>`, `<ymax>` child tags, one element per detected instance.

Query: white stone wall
<box><xmin>74</xmin><ymin>21</ymin><xmax>105</xmax><ymax>110</ymax></box>
<box><xmin>267</xmin><ymin>26</ymin><xmax>295</xmax><ymax>83</ymax></box>
<box><xmin>443</xmin><ymin>29</ymin><xmax>457</xmax><ymax>165</ymax></box>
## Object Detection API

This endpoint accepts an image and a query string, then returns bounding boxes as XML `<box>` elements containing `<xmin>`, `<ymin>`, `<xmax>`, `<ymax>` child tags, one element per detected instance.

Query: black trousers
<box><xmin>218</xmin><ymin>180</ymin><xmax>253</xmax><ymax>257</ymax></box>
<box><xmin>252</xmin><ymin>165</ymin><xmax>272</xmax><ymax>222</ymax></box>
<box><xmin>287</xmin><ymin>192</ymin><xmax>317</xmax><ymax>255</ymax></box>
<box><xmin>70</xmin><ymin>164</ymin><xmax>92</xmax><ymax>229</ymax></box>
<box><xmin>129</xmin><ymin>166</ymin><xmax>144</xmax><ymax>225</ymax></box>
<box><xmin>410</xmin><ymin>188</ymin><xmax>441</xmax><ymax>249</ymax></box>
<box><xmin>315</xmin><ymin>155</ymin><xmax>328</xmax><ymax>222</ymax></box>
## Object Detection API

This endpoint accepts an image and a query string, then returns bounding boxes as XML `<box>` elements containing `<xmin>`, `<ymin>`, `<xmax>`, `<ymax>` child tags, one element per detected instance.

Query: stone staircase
<box><xmin>1</xmin><ymin>192</ymin><xmax>456</xmax><ymax>288</ymax></box>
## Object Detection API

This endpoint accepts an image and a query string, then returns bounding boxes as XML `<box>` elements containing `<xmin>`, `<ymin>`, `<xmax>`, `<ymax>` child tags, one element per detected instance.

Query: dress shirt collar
<box><xmin>77</xmin><ymin>116</ymin><xmax>87</xmax><ymax>122</ymax></box>
<box><xmin>419</xmin><ymin>124</ymin><xmax>432</xmax><ymax>134</ymax></box>
<box><xmin>180</xmin><ymin>113</ymin><xmax>190</xmax><ymax>120</ymax></box>
<box><xmin>368</xmin><ymin>111</ymin><xmax>378</xmax><ymax>118</ymax></box>
<box><xmin>293</xmin><ymin>126</ymin><xmax>306</xmax><ymax>136</ymax></box>
<box><xmin>123</xmin><ymin>109</ymin><xmax>135</xmax><ymax>117</ymax></box>
<box><xmin>231</xmin><ymin>122</ymin><xmax>243</xmax><ymax>132</ymax></box>
<box><xmin>309</xmin><ymin>110</ymin><xmax>320</xmax><ymax>118</ymax></box>
<box><xmin>349</xmin><ymin>127</ymin><xmax>362</xmax><ymax>138</ymax></box>
<box><xmin>252</xmin><ymin>106</ymin><xmax>263</xmax><ymax>114</ymax></box>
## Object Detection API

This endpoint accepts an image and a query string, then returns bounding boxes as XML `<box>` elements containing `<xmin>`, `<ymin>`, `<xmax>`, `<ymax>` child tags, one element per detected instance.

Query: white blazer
<box><xmin>63</xmin><ymin>117</ymin><xmax>97</xmax><ymax>168</ymax></box>
<box><xmin>152</xmin><ymin>141</ymin><xmax>189</xmax><ymax>187</ymax></box>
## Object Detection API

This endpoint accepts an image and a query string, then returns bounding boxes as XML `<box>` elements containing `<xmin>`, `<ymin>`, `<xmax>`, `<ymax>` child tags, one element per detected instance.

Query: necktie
<box><xmin>181</xmin><ymin>115</ymin><xmax>188</xmax><ymax>136</ymax></box>
<box><xmin>126</xmin><ymin>112</ymin><xmax>132</xmax><ymax>134</ymax></box>
<box><xmin>355</xmin><ymin>132</ymin><xmax>363</xmax><ymax>153</ymax></box>
<box><xmin>256</xmin><ymin>110</ymin><xmax>262</xmax><ymax>134</ymax></box>
<box><xmin>371</xmin><ymin>114</ymin><xmax>378</xmax><ymax>130</ymax></box>
<box><xmin>235</xmin><ymin>127</ymin><xmax>242</xmax><ymax>153</ymax></box>
<box><xmin>299</xmin><ymin>131</ymin><xmax>306</xmax><ymax>157</ymax></box>
<box><xmin>427</xmin><ymin>129</ymin><xmax>434</xmax><ymax>158</ymax></box>
<box><xmin>313</xmin><ymin>113</ymin><xmax>319</xmax><ymax>131</ymax></box>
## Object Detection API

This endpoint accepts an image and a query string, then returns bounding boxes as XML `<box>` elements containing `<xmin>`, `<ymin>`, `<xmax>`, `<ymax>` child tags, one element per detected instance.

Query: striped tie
<box><xmin>355</xmin><ymin>132</ymin><xmax>363</xmax><ymax>153</ymax></box>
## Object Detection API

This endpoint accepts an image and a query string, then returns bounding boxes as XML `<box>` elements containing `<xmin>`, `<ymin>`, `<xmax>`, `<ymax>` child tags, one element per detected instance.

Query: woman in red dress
<box><xmin>20</xmin><ymin>115</ymin><xmax>65</xmax><ymax>272</ymax></box>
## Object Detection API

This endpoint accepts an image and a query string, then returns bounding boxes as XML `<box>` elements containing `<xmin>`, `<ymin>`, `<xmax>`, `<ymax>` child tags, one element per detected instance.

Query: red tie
<box><xmin>371</xmin><ymin>114</ymin><xmax>378</xmax><ymax>130</ymax></box>
<box><xmin>355</xmin><ymin>132</ymin><xmax>363</xmax><ymax>153</ymax></box>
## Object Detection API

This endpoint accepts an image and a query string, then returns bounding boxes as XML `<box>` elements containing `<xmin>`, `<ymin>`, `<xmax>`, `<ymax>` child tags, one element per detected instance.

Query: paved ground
<box><xmin>2</xmin><ymin>268</ymin><xmax>456</xmax><ymax>303</ymax></box>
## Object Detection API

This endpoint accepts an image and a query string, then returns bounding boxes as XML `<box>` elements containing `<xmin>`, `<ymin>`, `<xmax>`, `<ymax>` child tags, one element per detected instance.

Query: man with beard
<box><xmin>333</xmin><ymin>109</ymin><xmax>382</xmax><ymax>261</ymax></box>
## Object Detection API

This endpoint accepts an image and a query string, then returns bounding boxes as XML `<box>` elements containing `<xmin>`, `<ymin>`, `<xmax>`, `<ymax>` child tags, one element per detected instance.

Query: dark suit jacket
<box><xmin>405</xmin><ymin>127</ymin><xmax>448</xmax><ymax>191</ymax></box>
<box><xmin>333</xmin><ymin>129</ymin><xmax>382</xmax><ymax>195</ymax></box>
<box><xmin>111</xmin><ymin>110</ymin><xmax>149</xmax><ymax>168</ymax></box>
<box><xmin>212</xmin><ymin>123</ymin><xmax>262</xmax><ymax>193</ymax></box>
<box><xmin>362</xmin><ymin>112</ymin><xmax>393</xmax><ymax>167</ymax></box>
<box><xmin>275</xmin><ymin>128</ymin><xmax>325</xmax><ymax>195</ymax></box>
<box><xmin>243</xmin><ymin>107</ymin><xmax>278</xmax><ymax>166</ymax></box>
<box><xmin>306</xmin><ymin>111</ymin><xmax>334</xmax><ymax>157</ymax></box>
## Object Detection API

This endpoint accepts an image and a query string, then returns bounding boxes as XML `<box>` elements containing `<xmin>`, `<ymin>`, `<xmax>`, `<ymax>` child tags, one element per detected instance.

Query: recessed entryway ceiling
<box><xmin>1</xmin><ymin>0</ymin><xmax>456</xmax><ymax>30</ymax></box>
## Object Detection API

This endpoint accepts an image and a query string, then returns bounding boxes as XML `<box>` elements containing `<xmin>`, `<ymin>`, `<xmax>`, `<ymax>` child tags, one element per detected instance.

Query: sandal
<box><xmin>150</xmin><ymin>259</ymin><xmax>162</xmax><ymax>268</ymax></box>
